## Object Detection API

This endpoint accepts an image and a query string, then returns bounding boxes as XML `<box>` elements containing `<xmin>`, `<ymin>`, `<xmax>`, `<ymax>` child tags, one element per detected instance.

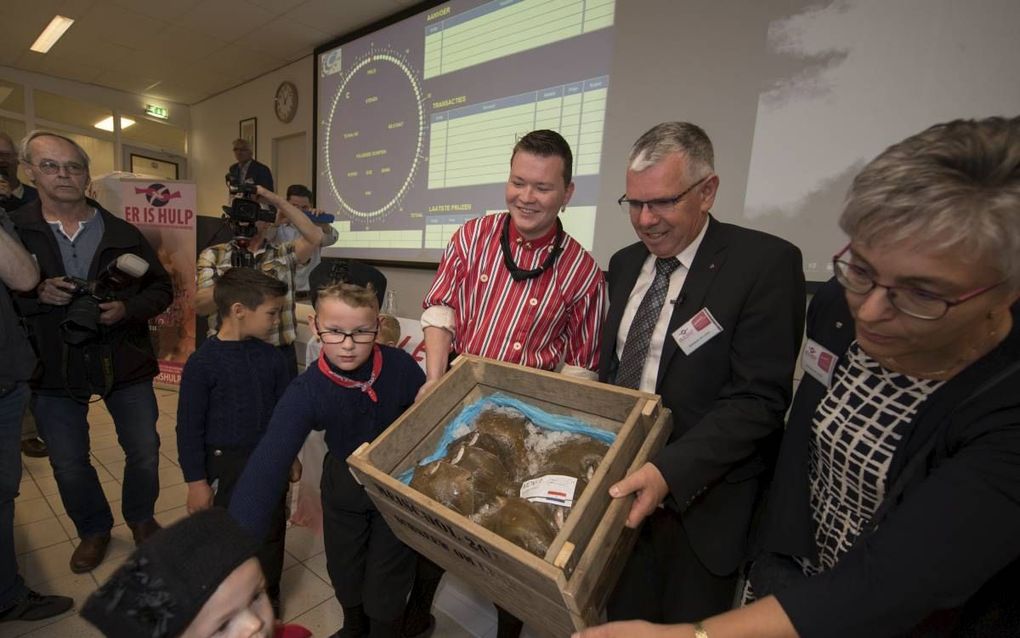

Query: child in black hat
<box><xmin>81</xmin><ymin>508</ymin><xmax>311</xmax><ymax>638</ymax></box>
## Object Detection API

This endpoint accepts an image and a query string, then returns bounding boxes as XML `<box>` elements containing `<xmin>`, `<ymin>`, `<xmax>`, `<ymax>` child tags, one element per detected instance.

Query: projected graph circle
<box><xmin>323</xmin><ymin>49</ymin><xmax>426</xmax><ymax>219</ymax></box>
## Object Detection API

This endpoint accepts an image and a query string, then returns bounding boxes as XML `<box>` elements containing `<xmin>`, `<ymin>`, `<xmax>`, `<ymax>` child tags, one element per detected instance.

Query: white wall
<box><xmin>190</xmin><ymin>56</ymin><xmax>314</xmax><ymax>218</ymax></box>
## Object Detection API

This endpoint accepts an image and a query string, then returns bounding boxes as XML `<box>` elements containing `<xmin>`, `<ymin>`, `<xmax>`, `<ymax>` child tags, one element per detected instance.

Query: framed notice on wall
<box><xmin>239</xmin><ymin>117</ymin><xmax>257</xmax><ymax>157</ymax></box>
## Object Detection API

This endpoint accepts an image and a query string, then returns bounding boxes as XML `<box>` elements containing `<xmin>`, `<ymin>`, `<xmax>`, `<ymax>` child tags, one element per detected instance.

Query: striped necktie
<box><xmin>615</xmin><ymin>257</ymin><xmax>681</xmax><ymax>389</ymax></box>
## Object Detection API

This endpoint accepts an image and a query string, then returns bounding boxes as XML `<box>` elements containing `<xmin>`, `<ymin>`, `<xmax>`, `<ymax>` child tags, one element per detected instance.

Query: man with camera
<box><xmin>277</xmin><ymin>184</ymin><xmax>338</xmax><ymax>299</ymax></box>
<box><xmin>195</xmin><ymin>184</ymin><xmax>324</xmax><ymax>376</ymax></box>
<box><xmin>10</xmin><ymin>131</ymin><xmax>173</xmax><ymax>574</ymax></box>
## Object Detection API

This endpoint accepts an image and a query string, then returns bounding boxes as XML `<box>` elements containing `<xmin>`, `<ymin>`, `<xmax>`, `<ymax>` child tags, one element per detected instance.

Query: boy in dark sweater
<box><xmin>176</xmin><ymin>268</ymin><xmax>295</xmax><ymax>617</ymax></box>
<box><xmin>229</xmin><ymin>281</ymin><xmax>425</xmax><ymax>638</ymax></box>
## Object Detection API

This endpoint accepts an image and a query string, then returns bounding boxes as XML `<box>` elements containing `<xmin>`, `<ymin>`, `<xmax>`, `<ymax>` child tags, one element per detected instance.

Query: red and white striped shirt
<box><xmin>423</xmin><ymin>213</ymin><xmax>605</xmax><ymax>372</ymax></box>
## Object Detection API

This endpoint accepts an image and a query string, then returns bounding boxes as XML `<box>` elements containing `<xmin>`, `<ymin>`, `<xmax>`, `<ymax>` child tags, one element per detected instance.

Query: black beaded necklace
<box><xmin>499</xmin><ymin>215</ymin><xmax>565</xmax><ymax>281</ymax></box>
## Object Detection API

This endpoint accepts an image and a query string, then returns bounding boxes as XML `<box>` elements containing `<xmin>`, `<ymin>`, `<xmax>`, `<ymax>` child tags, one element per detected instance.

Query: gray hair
<box><xmin>628</xmin><ymin>122</ymin><xmax>714</xmax><ymax>177</ymax></box>
<box><xmin>20</xmin><ymin>130</ymin><xmax>91</xmax><ymax>171</ymax></box>
<box><xmin>233</xmin><ymin>138</ymin><xmax>251</xmax><ymax>150</ymax></box>
<box><xmin>840</xmin><ymin>116</ymin><xmax>1020</xmax><ymax>289</ymax></box>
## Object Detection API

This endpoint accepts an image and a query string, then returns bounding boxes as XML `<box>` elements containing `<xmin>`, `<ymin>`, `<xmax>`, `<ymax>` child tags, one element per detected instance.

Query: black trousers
<box><xmin>322</xmin><ymin>452</ymin><xmax>416</xmax><ymax>622</ymax></box>
<box><xmin>607</xmin><ymin>508</ymin><xmax>737</xmax><ymax>623</ymax></box>
<box><xmin>207</xmin><ymin>446</ymin><xmax>288</xmax><ymax>596</ymax></box>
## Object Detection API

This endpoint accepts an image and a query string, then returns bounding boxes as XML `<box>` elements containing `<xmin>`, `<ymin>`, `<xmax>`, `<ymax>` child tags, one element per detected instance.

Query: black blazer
<box><xmin>600</xmin><ymin>216</ymin><xmax>806</xmax><ymax>575</ymax></box>
<box><xmin>228</xmin><ymin>159</ymin><xmax>274</xmax><ymax>192</ymax></box>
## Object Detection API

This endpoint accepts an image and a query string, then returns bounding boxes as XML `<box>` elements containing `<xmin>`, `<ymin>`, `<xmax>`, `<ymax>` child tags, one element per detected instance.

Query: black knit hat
<box><xmin>81</xmin><ymin>509</ymin><xmax>260</xmax><ymax>638</ymax></box>
<box><xmin>308</xmin><ymin>258</ymin><xmax>387</xmax><ymax>306</ymax></box>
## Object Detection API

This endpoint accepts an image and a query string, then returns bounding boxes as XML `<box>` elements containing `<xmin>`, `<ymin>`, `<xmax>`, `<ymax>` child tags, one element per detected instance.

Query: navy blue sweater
<box><xmin>176</xmin><ymin>336</ymin><xmax>291</xmax><ymax>482</ymax></box>
<box><xmin>229</xmin><ymin>345</ymin><xmax>425</xmax><ymax>538</ymax></box>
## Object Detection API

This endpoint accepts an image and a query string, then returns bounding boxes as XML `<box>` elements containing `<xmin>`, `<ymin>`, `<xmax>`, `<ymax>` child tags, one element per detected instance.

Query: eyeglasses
<box><xmin>315</xmin><ymin>319</ymin><xmax>377</xmax><ymax>344</ymax></box>
<box><xmin>832</xmin><ymin>244</ymin><xmax>1004</xmax><ymax>320</ymax></box>
<box><xmin>27</xmin><ymin>160</ymin><xmax>86</xmax><ymax>176</ymax></box>
<box><xmin>618</xmin><ymin>175</ymin><xmax>709</xmax><ymax>216</ymax></box>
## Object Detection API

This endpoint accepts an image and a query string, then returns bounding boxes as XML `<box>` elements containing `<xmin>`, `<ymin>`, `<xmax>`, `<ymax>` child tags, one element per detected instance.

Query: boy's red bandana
<box><xmin>318</xmin><ymin>345</ymin><xmax>382</xmax><ymax>402</ymax></box>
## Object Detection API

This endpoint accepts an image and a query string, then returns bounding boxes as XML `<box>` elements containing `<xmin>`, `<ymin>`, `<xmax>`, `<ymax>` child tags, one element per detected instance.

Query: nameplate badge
<box><xmin>802</xmin><ymin>338</ymin><xmax>837</xmax><ymax>387</ymax></box>
<box><xmin>672</xmin><ymin>308</ymin><xmax>723</xmax><ymax>355</ymax></box>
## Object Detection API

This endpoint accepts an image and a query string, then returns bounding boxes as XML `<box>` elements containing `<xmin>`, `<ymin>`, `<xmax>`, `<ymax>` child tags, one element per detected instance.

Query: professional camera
<box><xmin>61</xmin><ymin>253</ymin><xmax>149</xmax><ymax>345</ymax></box>
<box><xmin>223</xmin><ymin>175</ymin><xmax>275</xmax><ymax>238</ymax></box>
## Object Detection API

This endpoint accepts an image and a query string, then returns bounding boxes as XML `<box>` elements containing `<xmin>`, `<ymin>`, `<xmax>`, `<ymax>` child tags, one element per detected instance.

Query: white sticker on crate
<box><xmin>520</xmin><ymin>475</ymin><xmax>578</xmax><ymax>507</ymax></box>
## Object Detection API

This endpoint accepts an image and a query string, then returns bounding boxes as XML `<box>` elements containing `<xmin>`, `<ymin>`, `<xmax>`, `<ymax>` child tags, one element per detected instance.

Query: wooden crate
<box><xmin>347</xmin><ymin>355</ymin><xmax>672</xmax><ymax>637</ymax></box>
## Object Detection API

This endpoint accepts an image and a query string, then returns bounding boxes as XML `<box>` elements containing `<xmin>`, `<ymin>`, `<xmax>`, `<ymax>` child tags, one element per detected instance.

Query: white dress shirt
<box><xmin>615</xmin><ymin>220</ymin><xmax>709</xmax><ymax>393</ymax></box>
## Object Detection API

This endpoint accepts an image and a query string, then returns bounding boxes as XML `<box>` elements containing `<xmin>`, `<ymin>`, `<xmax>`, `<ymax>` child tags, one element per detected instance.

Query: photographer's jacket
<box><xmin>11</xmin><ymin>199</ymin><xmax>173</xmax><ymax>397</ymax></box>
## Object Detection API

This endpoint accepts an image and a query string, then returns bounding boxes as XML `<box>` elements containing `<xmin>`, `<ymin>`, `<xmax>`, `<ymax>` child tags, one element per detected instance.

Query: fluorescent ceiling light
<box><xmin>30</xmin><ymin>15</ymin><xmax>75</xmax><ymax>53</ymax></box>
<box><xmin>94</xmin><ymin>116</ymin><xmax>136</xmax><ymax>132</ymax></box>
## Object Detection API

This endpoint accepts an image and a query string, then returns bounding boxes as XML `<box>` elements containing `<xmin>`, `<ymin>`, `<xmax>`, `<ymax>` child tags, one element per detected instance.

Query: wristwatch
<box><xmin>693</xmin><ymin>622</ymin><xmax>709</xmax><ymax>638</ymax></box>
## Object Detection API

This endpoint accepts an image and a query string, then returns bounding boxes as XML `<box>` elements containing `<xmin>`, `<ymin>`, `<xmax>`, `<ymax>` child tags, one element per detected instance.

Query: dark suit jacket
<box><xmin>600</xmin><ymin>216</ymin><xmax>805</xmax><ymax>575</ymax></box>
<box><xmin>228</xmin><ymin>159</ymin><xmax>274</xmax><ymax>192</ymax></box>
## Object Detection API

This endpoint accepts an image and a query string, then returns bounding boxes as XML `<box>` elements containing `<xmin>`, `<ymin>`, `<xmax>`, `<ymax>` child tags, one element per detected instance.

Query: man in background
<box><xmin>227</xmin><ymin>137</ymin><xmax>273</xmax><ymax>192</ymax></box>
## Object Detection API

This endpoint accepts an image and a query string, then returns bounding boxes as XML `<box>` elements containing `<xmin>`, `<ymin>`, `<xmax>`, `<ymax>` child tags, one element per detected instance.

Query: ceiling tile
<box><xmin>245</xmin><ymin>0</ymin><xmax>308</xmax><ymax>16</ymax></box>
<box><xmin>61</xmin><ymin>2</ymin><xmax>169</xmax><ymax>52</ymax></box>
<box><xmin>284</xmin><ymin>0</ymin><xmax>397</xmax><ymax>35</ymax></box>
<box><xmin>238</xmin><ymin>17</ymin><xmax>328</xmax><ymax>61</ymax></box>
<box><xmin>144</xmin><ymin>26</ymin><xmax>231</xmax><ymax>63</ymax></box>
<box><xmin>109</xmin><ymin>0</ymin><xmax>202</xmax><ymax>22</ymax></box>
<box><xmin>172</xmin><ymin>0</ymin><xmax>276</xmax><ymax>43</ymax></box>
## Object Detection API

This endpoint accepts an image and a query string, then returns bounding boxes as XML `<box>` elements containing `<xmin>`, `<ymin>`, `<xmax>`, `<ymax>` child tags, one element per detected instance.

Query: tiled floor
<box><xmin>5</xmin><ymin>388</ymin><xmax>475</xmax><ymax>638</ymax></box>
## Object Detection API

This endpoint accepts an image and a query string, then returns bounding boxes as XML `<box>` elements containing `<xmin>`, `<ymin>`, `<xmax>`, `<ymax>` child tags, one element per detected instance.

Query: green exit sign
<box><xmin>145</xmin><ymin>104</ymin><xmax>168</xmax><ymax>120</ymax></box>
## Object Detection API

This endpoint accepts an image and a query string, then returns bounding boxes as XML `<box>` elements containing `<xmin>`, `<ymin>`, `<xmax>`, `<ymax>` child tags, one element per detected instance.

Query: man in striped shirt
<box><xmin>420</xmin><ymin>129</ymin><xmax>606</xmax><ymax>392</ymax></box>
<box><xmin>410</xmin><ymin>129</ymin><xmax>605</xmax><ymax>637</ymax></box>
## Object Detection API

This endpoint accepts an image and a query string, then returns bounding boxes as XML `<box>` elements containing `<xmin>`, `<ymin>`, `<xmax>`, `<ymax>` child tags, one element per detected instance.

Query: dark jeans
<box><xmin>207</xmin><ymin>446</ymin><xmax>288</xmax><ymax>597</ymax></box>
<box><xmin>322</xmin><ymin>453</ymin><xmax>415</xmax><ymax>622</ymax></box>
<box><xmin>0</xmin><ymin>383</ymin><xmax>29</xmax><ymax>609</ymax></box>
<box><xmin>34</xmin><ymin>381</ymin><xmax>160</xmax><ymax>538</ymax></box>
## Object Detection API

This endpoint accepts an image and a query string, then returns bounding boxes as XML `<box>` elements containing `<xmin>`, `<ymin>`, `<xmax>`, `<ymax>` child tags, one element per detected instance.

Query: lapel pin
<box><xmin>835</xmin><ymin>321</ymin><xmax>843</xmax><ymax>329</ymax></box>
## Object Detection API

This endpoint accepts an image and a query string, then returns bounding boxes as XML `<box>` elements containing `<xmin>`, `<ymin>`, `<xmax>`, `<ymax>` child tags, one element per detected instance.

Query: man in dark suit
<box><xmin>227</xmin><ymin>137</ymin><xmax>273</xmax><ymax>191</ymax></box>
<box><xmin>601</xmin><ymin>122</ymin><xmax>806</xmax><ymax>622</ymax></box>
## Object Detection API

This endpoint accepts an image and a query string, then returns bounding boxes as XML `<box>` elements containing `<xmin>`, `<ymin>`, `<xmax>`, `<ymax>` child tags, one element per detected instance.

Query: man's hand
<box><xmin>415</xmin><ymin>378</ymin><xmax>440</xmax><ymax>402</ymax></box>
<box><xmin>37</xmin><ymin>277</ymin><xmax>77</xmax><ymax>306</ymax></box>
<box><xmin>572</xmin><ymin>620</ymin><xmax>688</xmax><ymax>638</ymax></box>
<box><xmin>186</xmin><ymin>480</ymin><xmax>214</xmax><ymax>514</ymax></box>
<box><xmin>98</xmin><ymin>300</ymin><xmax>127</xmax><ymax>325</ymax></box>
<box><xmin>610</xmin><ymin>462</ymin><xmax>670</xmax><ymax>528</ymax></box>
<box><xmin>289</xmin><ymin>458</ymin><xmax>303</xmax><ymax>483</ymax></box>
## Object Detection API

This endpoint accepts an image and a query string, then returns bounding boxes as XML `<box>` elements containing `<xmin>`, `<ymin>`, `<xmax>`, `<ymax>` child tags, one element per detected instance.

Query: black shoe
<box><xmin>331</xmin><ymin>604</ymin><xmax>369</xmax><ymax>637</ymax></box>
<box><xmin>128</xmin><ymin>518</ymin><xmax>162</xmax><ymax>546</ymax></box>
<box><xmin>20</xmin><ymin>438</ymin><xmax>48</xmax><ymax>458</ymax></box>
<box><xmin>0</xmin><ymin>590</ymin><xmax>73</xmax><ymax>622</ymax></box>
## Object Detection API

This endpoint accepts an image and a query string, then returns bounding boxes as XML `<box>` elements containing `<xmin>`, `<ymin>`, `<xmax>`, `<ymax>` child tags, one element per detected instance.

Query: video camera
<box><xmin>223</xmin><ymin>175</ymin><xmax>275</xmax><ymax>238</ymax></box>
<box><xmin>61</xmin><ymin>253</ymin><xmax>149</xmax><ymax>346</ymax></box>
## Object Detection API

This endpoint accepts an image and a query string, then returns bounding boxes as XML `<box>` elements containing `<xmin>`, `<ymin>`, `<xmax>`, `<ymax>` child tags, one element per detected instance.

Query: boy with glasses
<box><xmin>176</xmin><ymin>267</ymin><xmax>296</xmax><ymax>618</ymax></box>
<box><xmin>229</xmin><ymin>279</ymin><xmax>425</xmax><ymax>638</ymax></box>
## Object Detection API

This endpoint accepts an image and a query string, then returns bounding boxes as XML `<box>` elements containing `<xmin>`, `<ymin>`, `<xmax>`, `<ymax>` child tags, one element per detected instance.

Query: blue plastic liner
<box><xmin>398</xmin><ymin>393</ymin><xmax>616</xmax><ymax>484</ymax></box>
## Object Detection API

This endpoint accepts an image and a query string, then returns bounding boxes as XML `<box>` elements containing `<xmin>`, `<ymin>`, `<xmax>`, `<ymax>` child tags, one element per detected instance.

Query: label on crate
<box><xmin>520</xmin><ymin>475</ymin><xmax>578</xmax><ymax>507</ymax></box>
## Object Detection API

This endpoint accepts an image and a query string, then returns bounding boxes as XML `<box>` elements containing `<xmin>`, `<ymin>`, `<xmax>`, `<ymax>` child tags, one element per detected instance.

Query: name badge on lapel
<box><xmin>802</xmin><ymin>339</ymin><xmax>837</xmax><ymax>387</ymax></box>
<box><xmin>672</xmin><ymin>308</ymin><xmax>723</xmax><ymax>355</ymax></box>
